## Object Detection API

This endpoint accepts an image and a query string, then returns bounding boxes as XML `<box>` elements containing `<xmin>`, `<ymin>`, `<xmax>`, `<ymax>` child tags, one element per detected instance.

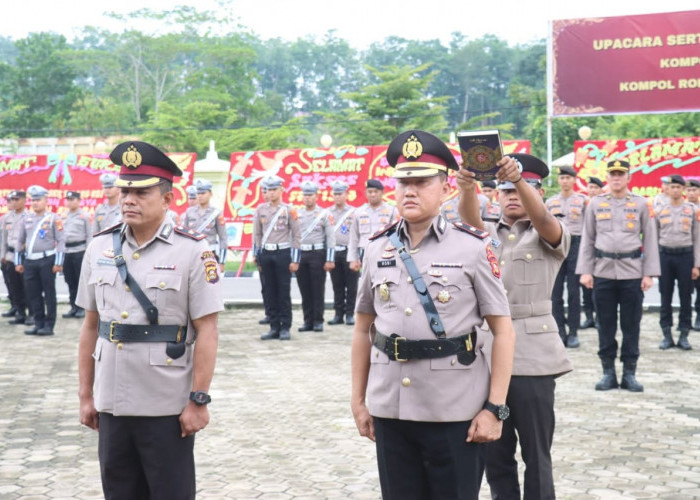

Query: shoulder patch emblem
<box><xmin>453</xmin><ymin>222</ymin><xmax>489</xmax><ymax>239</ymax></box>
<box><xmin>369</xmin><ymin>219</ymin><xmax>400</xmax><ymax>241</ymax></box>
<box><xmin>486</xmin><ymin>243</ymin><xmax>501</xmax><ymax>278</ymax></box>
<box><xmin>174</xmin><ymin>225</ymin><xmax>206</xmax><ymax>241</ymax></box>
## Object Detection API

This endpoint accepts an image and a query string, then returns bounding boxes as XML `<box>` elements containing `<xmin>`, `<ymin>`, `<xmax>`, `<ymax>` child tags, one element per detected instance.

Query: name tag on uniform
<box><xmin>97</xmin><ymin>258</ymin><xmax>115</xmax><ymax>266</ymax></box>
<box><xmin>596</xmin><ymin>212</ymin><xmax>611</xmax><ymax>220</ymax></box>
<box><xmin>377</xmin><ymin>259</ymin><xmax>396</xmax><ymax>267</ymax></box>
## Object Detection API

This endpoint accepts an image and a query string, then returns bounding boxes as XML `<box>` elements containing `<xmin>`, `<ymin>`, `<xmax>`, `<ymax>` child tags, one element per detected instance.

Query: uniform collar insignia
<box><xmin>437</xmin><ymin>214</ymin><xmax>447</xmax><ymax>234</ymax></box>
<box><xmin>159</xmin><ymin>223</ymin><xmax>173</xmax><ymax>240</ymax></box>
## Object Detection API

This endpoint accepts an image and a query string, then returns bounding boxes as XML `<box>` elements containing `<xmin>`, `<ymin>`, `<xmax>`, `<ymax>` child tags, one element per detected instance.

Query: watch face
<box><xmin>498</xmin><ymin>405</ymin><xmax>510</xmax><ymax>420</ymax></box>
<box><xmin>191</xmin><ymin>391</ymin><xmax>210</xmax><ymax>405</ymax></box>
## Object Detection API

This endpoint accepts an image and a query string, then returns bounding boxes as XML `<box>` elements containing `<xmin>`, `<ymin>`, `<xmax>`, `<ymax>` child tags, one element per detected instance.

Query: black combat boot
<box><xmin>620</xmin><ymin>361</ymin><xmax>644</xmax><ymax>392</ymax></box>
<box><xmin>345</xmin><ymin>314</ymin><xmax>355</xmax><ymax>325</ymax></box>
<box><xmin>260</xmin><ymin>328</ymin><xmax>280</xmax><ymax>340</ymax></box>
<box><xmin>580</xmin><ymin>311</ymin><xmax>595</xmax><ymax>329</ymax></box>
<box><xmin>659</xmin><ymin>326</ymin><xmax>675</xmax><ymax>350</ymax></box>
<box><xmin>595</xmin><ymin>359</ymin><xmax>619</xmax><ymax>391</ymax></box>
<box><xmin>62</xmin><ymin>306</ymin><xmax>78</xmax><ymax>318</ymax></box>
<box><xmin>677</xmin><ymin>329</ymin><xmax>692</xmax><ymax>350</ymax></box>
<box><xmin>328</xmin><ymin>314</ymin><xmax>344</xmax><ymax>325</ymax></box>
<box><xmin>566</xmin><ymin>328</ymin><xmax>580</xmax><ymax>348</ymax></box>
<box><xmin>2</xmin><ymin>306</ymin><xmax>17</xmax><ymax>318</ymax></box>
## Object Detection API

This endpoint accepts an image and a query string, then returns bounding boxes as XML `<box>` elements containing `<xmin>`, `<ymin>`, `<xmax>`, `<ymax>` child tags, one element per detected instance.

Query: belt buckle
<box><xmin>465</xmin><ymin>333</ymin><xmax>473</xmax><ymax>352</ymax></box>
<box><xmin>393</xmin><ymin>336</ymin><xmax>408</xmax><ymax>362</ymax></box>
<box><xmin>109</xmin><ymin>321</ymin><xmax>120</xmax><ymax>342</ymax></box>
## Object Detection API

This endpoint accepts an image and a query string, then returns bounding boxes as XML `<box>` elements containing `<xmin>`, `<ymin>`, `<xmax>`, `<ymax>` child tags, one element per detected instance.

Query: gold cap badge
<box><xmin>402</xmin><ymin>134</ymin><xmax>423</xmax><ymax>160</ymax></box>
<box><xmin>122</xmin><ymin>145</ymin><xmax>142</xmax><ymax>169</ymax></box>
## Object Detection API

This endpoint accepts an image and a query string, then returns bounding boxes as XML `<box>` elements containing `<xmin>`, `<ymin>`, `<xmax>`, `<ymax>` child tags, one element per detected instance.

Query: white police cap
<box><xmin>301</xmin><ymin>181</ymin><xmax>319</xmax><ymax>195</ymax></box>
<box><xmin>27</xmin><ymin>185</ymin><xmax>48</xmax><ymax>200</ymax></box>
<box><xmin>194</xmin><ymin>178</ymin><xmax>213</xmax><ymax>193</ymax></box>
<box><xmin>331</xmin><ymin>180</ymin><xmax>349</xmax><ymax>194</ymax></box>
<box><xmin>99</xmin><ymin>173</ymin><xmax>117</xmax><ymax>188</ymax></box>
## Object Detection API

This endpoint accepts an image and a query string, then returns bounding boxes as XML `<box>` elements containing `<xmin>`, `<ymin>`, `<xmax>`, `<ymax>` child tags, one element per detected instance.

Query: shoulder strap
<box><xmin>333</xmin><ymin>207</ymin><xmax>354</xmax><ymax>233</ymax></box>
<box><xmin>174</xmin><ymin>226</ymin><xmax>206</xmax><ymax>241</ymax></box>
<box><xmin>27</xmin><ymin>214</ymin><xmax>53</xmax><ymax>254</ymax></box>
<box><xmin>112</xmin><ymin>230</ymin><xmax>158</xmax><ymax>325</ymax></box>
<box><xmin>195</xmin><ymin>208</ymin><xmax>220</xmax><ymax>233</ymax></box>
<box><xmin>301</xmin><ymin>209</ymin><xmax>328</xmax><ymax>241</ymax></box>
<box><xmin>261</xmin><ymin>206</ymin><xmax>286</xmax><ymax>247</ymax></box>
<box><xmin>369</xmin><ymin>219</ymin><xmax>400</xmax><ymax>241</ymax></box>
<box><xmin>452</xmin><ymin>222</ymin><xmax>490</xmax><ymax>239</ymax></box>
<box><xmin>387</xmin><ymin>229</ymin><xmax>446</xmax><ymax>339</ymax></box>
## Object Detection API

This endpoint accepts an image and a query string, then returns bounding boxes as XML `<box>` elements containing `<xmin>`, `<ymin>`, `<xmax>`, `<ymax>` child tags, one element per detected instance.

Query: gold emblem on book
<box><xmin>122</xmin><ymin>145</ymin><xmax>142</xmax><ymax>169</ymax></box>
<box><xmin>463</xmin><ymin>145</ymin><xmax>500</xmax><ymax>173</ymax></box>
<box><xmin>402</xmin><ymin>135</ymin><xmax>423</xmax><ymax>159</ymax></box>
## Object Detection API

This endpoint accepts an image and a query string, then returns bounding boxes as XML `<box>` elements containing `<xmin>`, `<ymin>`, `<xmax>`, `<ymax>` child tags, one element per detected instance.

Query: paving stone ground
<box><xmin>0</xmin><ymin>302</ymin><xmax>698</xmax><ymax>499</ymax></box>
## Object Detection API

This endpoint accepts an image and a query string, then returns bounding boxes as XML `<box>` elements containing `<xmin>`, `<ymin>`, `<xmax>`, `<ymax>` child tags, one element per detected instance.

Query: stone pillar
<box><xmin>194</xmin><ymin>140</ymin><xmax>229</xmax><ymax>211</ymax></box>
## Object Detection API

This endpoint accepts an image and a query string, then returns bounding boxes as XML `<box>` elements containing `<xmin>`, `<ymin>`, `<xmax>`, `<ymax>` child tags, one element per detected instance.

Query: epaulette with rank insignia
<box><xmin>174</xmin><ymin>225</ymin><xmax>206</xmax><ymax>241</ymax></box>
<box><xmin>93</xmin><ymin>222</ymin><xmax>124</xmax><ymax>237</ymax></box>
<box><xmin>369</xmin><ymin>220</ymin><xmax>400</xmax><ymax>241</ymax></box>
<box><xmin>453</xmin><ymin>222</ymin><xmax>489</xmax><ymax>239</ymax></box>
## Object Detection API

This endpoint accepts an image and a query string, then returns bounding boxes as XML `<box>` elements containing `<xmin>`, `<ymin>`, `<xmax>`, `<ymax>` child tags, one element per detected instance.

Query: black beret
<box><xmin>366</xmin><ymin>179</ymin><xmax>384</xmax><ymax>190</ymax></box>
<box><xmin>588</xmin><ymin>176</ymin><xmax>604</xmax><ymax>188</ymax></box>
<box><xmin>481</xmin><ymin>180</ymin><xmax>497</xmax><ymax>189</ymax></box>
<box><xmin>65</xmin><ymin>191</ymin><xmax>81</xmax><ymax>199</ymax></box>
<box><xmin>110</xmin><ymin>141</ymin><xmax>182</xmax><ymax>188</ymax></box>
<box><xmin>386</xmin><ymin>129</ymin><xmax>458</xmax><ymax>178</ymax></box>
<box><xmin>668</xmin><ymin>174</ymin><xmax>685</xmax><ymax>186</ymax></box>
<box><xmin>687</xmin><ymin>179</ymin><xmax>700</xmax><ymax>188</ymax></box>
<box><xmin>607</xmin><ymin>159</ymin><xmax>630</xmax><ymax>172</ymax></box>
<box><xmin>558</xmin><ymin>166</ymin><xmax>577</xmax><ymax>177</ymax></box>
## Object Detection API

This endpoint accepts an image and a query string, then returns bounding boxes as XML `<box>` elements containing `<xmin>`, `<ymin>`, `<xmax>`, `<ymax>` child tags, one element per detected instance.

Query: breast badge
<box><xmin>437</xmin><ymin>290</ymin><xmax>451</xmax><ymax>303</ymax></box>
<box><xmin>379</xmin><ymin>283</ymin><xmax>390</xmax><ymax>301</ymax></box>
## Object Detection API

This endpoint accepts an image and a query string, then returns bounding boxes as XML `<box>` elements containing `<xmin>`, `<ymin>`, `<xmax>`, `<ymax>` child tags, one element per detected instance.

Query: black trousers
<box><xmin>329</xmin><ymin>250</ymin><xmax>359</xmax><ymax>316</ymax></box>
<box><xmin>373</xmin><ymin>417</ymin><xmax>484</xmax><ymax>500</ymax></box>
<box><xmin>259</xmin><ymin>249</ymin><xmax>292</xmax><ymax>330</ymax></box>
<box><xmin>257</xmin><ymin>264</ymin><xmax>271</xmax><ymax>318</ymax></box>
<box><xmin>98</xmin><ymin>413</ymin><xmax>195</xmax><ymax>500</ymax></box>
<box><xmin>581</xmin><ymin>284</ymin><xmax>595</xmax><ymax>316</ymax></box>
<box><xmin>551</xmin><ymin>235</ymin><xmax>581</xmax><ymax>332</ymax></box>
<box><xmin>297</xmin><ymin>249</ymin><xmax>326</xmax><ymax>325</ymax></box>
<box><xmin>594</xmin><ymin>277</ymin><xmax>643</xmax><ymax>362</ymax></box>
<box><xmin>695</xmin><ymin>275</ymin><xmax>700</xmax><ymax>316</ymax></box>
<box><xmin>63</xmin><ymin>251</ymin><xmax>85</xmax><ymax>308</ymax></box>
<box><xmin>2</xmin><ymin>260</ymin><xmax>27</xmax><ymax>314</ymax></box>
<box><xmin>659</xmin><ymin>250</ymin><xmax>694</xmax><ymax>330</ymax></box>
<box><xmin>485</xmin><ymin>376</ymin><xmax>556</xmax><ymax>500</ymax></box>
<box><xmin>24</xmin><ymin>255</ymin><xmax>56</xmax><ymax>329</ymax></box>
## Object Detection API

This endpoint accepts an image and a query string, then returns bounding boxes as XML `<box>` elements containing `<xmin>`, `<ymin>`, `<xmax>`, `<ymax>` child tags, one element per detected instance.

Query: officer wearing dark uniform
<box><xmin>328</xmin><ymin>180</ymin><xmax>359</xmax><ymax>326</ymax></box>
<box><xmin>688</xmin><ymin>178</ymin><xmax>700</xmax><ymax>331</ymax></box>
<box><xmin>577</xmin><ymin>160</ymin><xmax>661</xmax><ymax>392</ymax></box>
<box><xmin>351</xmin><ymin>129</ymin><xmax>515</xmax><ymax>500</ymax></box>
<box><xmin>62</xmin><ymin>191</ymin><xmax>92</xmax><ymax>318</ymax></box>
<box><xmin>93</xmin><ymin>173</ymin><xmax>121</xmax><ymax>234</ymax></box>
<box><xmin>15</xmin><ymin>185</ymin><xmax>66</xmax><ymax>336</ymax></box>
<box><xmin>296</xmin><ymin>181</ymin><xmax>335</xmax><ymax>332</ymax></box>
<box><xmin>1</xmin><ymin>191</ymin><xmax>30</xmax><ymax>323</ymax></box>
<box><xmin>546</xmin><ymin>166</ymin><xmax>588</xmax><ymax>348</ymax></box>
<box><xmin>253</xmin><ymin>175</ymin><xmax>301</xmax><ymax>341</ymax></box>
<box><xmin>580</xmin><ymin>176</ymin><xmax>604</xmax><ymax>329</ymax></box>
<box><xmin>655</xmin><ymin>174</ymin><xmax>700</xmax><ymax>350</ymax></box>
<box><xmin>77</xmin><ymin>140</ymin><xmax>222</xmax><ymax>500</ymax></box>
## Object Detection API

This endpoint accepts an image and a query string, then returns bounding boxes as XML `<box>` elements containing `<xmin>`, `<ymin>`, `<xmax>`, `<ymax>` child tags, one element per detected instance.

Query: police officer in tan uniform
<box><xmin>546</xmin><ymin>166</ymin><xmax>589</xmax><ymax>348</ymax></box>
<box><xmin>1</xmin><ymin>191</ymin><xmax>30</xmax><ymax>323</ymax></box>
<box><xmin>580</xmin><ymin>176</ymin><xmax>605</xmax><ymax>329</ymax></box>
<box><xmin>328</xmin><ymin>180</ymin><xmax>359</xmax><ymax>326</ymax></box>
<box><xmin>655</xmin><ymin>174</ymin><xmax>700</xmax><ymax>350</ymax></box>
<box><xmin>481</xmin><ymin>180</ymin><xmax>501</xmax><ymax>221</ymax></box>
<box><xmin>77</xmin><ymin>141</ymin><xmax>222</xmax><ymax>500</ymax></box>
<box><xmin>185</xmin><ymin>185</ymin><xmax>197</xmax><ymax>208</ymax></box>
<box><xmin>577</xmin><ymin>160</ymin><xmax>661</xmax><ymax>392</ymax></box>
<box><xmin>253</xmin><ymin>175</ymin><xmax>301</xmax><ymax>340</ymax></box>
<box><xmin>93</xmin><ymin>173</ymin><xmax>122</xmax><ymax>234</ymax></box>
<box><xmin>254</xmin><ymin>180</ymin><xmax>272</xmax><ymax>325</ymax></box>
<box><xmin>296</xmin><ymin>180</ymin><xmax>335</xmax><ymax>332</ymax></box>
<box><xmin>351</xmin><ymin>130</ymin><xmax>515</xmax><ymax>500</ymax></box>
<box><xmin>459</xmin><ymin>153</ymin><xmax>573</xmax><ymax>500</ymax></box>
<box><xmin>183</xmin><ymin>178</ymin><xmax>228</xmax><ymax>272</ymax></box>
<box><xmin>348</xmin><ymin>179</ymin><xmax>398</xmax><ymax>270</ymax></box>
<box><xmin>15</xmin><ymin>185</ymin><xmax>66</xmax><ymax>336</ymax></box>
<box><xmin>688</xmin><ymin>178</ymin><xmax>700</xmax><ymax>331</ymax></box>
<box><xmin>62</xmin><ymin>190</ymin><xmax>92</xmax><ymax>318</ymax></box>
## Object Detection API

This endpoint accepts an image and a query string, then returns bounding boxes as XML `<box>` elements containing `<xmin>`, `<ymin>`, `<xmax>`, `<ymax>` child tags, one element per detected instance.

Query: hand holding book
<box><xmin>457</xmin><ymin>130</ymin><xmax>503</xmax><ymax>181</ymax></box>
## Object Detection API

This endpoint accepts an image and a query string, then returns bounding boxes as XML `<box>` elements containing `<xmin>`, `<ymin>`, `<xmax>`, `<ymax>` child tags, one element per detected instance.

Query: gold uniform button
<box><xmin>508</xmin><ymin>233</ymin><xmax>515</xmax><ymax>241</ymax></box>
<box><xmin>526</xmin><ymin>254</ymin><xmax>532</xmax><ymax>260</ymax></box>
<box><xmin>132</xmin><ymin>252</ymin><xmax>140</xmax><ymax>260</ymax></box>
<box><xmin>451</xmin><ymin>359</ymin><xmax>457</xmax><ymax>366</ymax></box>
<box><xmin>117</xmin><ymin>343</ymin><xmax>124</xmax><ymax>350</ymax></box>
<box><xmin>159</xmin><ymin>282</ymin><xmax>166</xmax><ymax>289</ymax></box>
<box><xmin>125</xmin><ymin>285</ymin><xmax>131</xmax><ymax>292</ymax></box>
<box><xmin>401</xmin><ymin>377</ymin><xmax>411</xmax><ymax>387</ymax></box>
<box><xmin>404</xmin><ymin>307</ymin><xmax>413</xmax><ymax>316</ymax></box>
<box><xmin>121</xmin><ymin>311</ymin><xmax>129</xmax><ymax>319</ymax></box>
<box><xmin>542</xmin><ymin>324</ymin><xmax>548</xmax><ymax>331</ymax></box>
<box><xmin>407</xmin><ymin>277</ymin><xmax>413</xmax><ymax>284</ymax></box>
<box><xmin>500</xmin><ymin>260</ymin><xmax>506</xmax><ymax>266</ymax></box>
<box><xmin>442</xmin><ymin>277</ymin><xmax>449</xmax><ymax>283</ymax></box>
<box><xmin>166</xmin><ymin>358</ymin><xmax>173</xmax><ymax>365</ymax></box>
<box><xmin>98</xmin><ymin>277</ymin><xmax>103</xmax><ymax>283</ymax></box>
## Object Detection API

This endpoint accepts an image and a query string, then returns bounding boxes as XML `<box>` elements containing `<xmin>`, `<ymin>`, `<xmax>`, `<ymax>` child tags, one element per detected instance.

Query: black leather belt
<box><xmin>659</xmin><ymin>245</ymin><xmax>693</xmax><ymax>255</ymax></box>
<box><xmin>373</xmin><ymin>331</ymin><xmax>476</xmax><ymax>365</ymax></box>
<box><xmin>595</xmin><ymin>248</ymin><xmax>642</xmax><ymax>259</ymax></box>
<box><xmin>98</xmin><ymin>321</ymin><xmax>186</xmax><ymax>343</ymax></box>
<box><xmin>6</xmin><ymin>246</ymin><xmax>14</xmax><ymax>252</ymax></box>
<box><xmin>571</xmin><ymin>235</ymin><xmax>581</xmax><ymax>241</ymax></box>
<box><xmin>66</xmin><ymin>240</ymin><xmax>87</xmax><ymax>248</ymax></box>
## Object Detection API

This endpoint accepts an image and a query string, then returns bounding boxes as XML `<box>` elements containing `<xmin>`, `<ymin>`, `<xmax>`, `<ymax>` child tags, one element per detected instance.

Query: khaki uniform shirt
<box><xmin>183</xmin><ymin>206</ymin><xmax>228</xmax><ymax>261</ymax></box>
<box><xmin>356</xmin><ymin>215</ymin><xmax>510</xmax><ymax>422</ymax></box>
<box><xmin>329</xmin><ymin>204</ymin><xmax>355</xmax><ymax>248</ymax></box>
<box><xmin>653</xmin><ymin>193</ymin><xmax>670</xmax><ymax>212</ymax></box>
<box><xmin>253</xmin><ymin>202</ymin><xmax>301</xmax><ymax>261</ymax></box>
<box><xmin>75</xmin><ymin>220</ymin><xmax>223</xmax><ymax>416</ymax></box>
<box><xmin>62</xmin><ymin>209</ymin><xmax>92</xmax><ymax>254</ymax></box>
<box><xmin>299</xmin><ymin>205</ymin><xmax>335</xmax><ymax>262</ymax></box>
<box><xmin>1</xmin><ymin>211</ymin><xmax>26</xmax><ymax>260</ymax></box>
<box><xmin>440</xmin><ymin>194</ymin><xmax>497</xmax><ymax>224</ymax></box>
<box><xmin>545</xmin><ymin>192</ymin><xmax>588</xmax><ymax>236</ymax></box>
<box><xmin>655</xmin><ymin>201</ymin><xmax>700</xmax><ymax>267</ymax></box>
<box><xmin>348</xmin><ymin>202</ymin><xmax>398</xmax><ymax>261</ymax></box>
<box><xmin>484</xmin><ymin>219</ymin><xmax>573</xmax><ymax>377</ymax></box>
<box><xmin>92</xmin><ymin>202</ymin><xmax>121</xmax><ymax>234</ymax></box>
<box><xmin>15</xmin><ymin>211</ymin><xmax>66</xmax><ymax>266</ymax></box>
<box><xmin>576</xmin><ymin>193</ymin><xmax>661</xmax><ymax>279</ymax></box>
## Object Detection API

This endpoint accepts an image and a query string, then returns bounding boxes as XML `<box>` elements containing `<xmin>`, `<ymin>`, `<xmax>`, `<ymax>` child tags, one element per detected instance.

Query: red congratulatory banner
<box><xmin>552</xmin><ymin>10</ymin><xmax>700</xmax><ymax>116</ymax></box>
<box><xmin>572</xmin><ymin>136</ymin><xmax>700</xmax><ymax>196</ymax></box>
<box><xmin>224</xmin><ymin>141</ymin><xmax>530</xmax><ymax>250</ymax></box>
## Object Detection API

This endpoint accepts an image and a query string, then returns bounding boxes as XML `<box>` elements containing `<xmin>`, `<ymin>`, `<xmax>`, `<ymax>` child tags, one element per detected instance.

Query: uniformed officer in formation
<box><xmin>655</xmin><ymin>174</ymin><xmax>700</xmax><ymax>350</ymax></box>
<box><xmin>327</xmin><ymin>180</ymin><xmax>359</xmax><ymax>326</ymax></box>
<box><xmin>183</xmin><ymin>178</ymin><xmax>228</xmax><ymax>272</ymax></box>
<box><xmin>546</xmin><ymin>166</ymin><xmax>589</xmax><ymax>348</ymax></box>
<box><xmin>688</xmin><ymin>179</ymin><xmax>700</xmax><ymax>331</ymax></box>
<box><xmin>15</xmin><ymin>185</ymin><xmax>65</xmax><ymax>336</ymax></box>
<box><xmin>186</xmin><ymin>185</ymin><xmax>198</xmax><ymax>208</ymax></box>
<box><xmin>61</xmin><ymin>191</ymin><xmax>91</xmax><ymax>319</ymax></box>
<box><xmin>296</xmin><ymin>181</ymin><xmax>335</xmax><ymax>332</ymax></box>
<box><xmin>77</xmin><ymin>140</ymin><xmax>222</xmax><ymax>500</ymax></box>
<box><xmin>1</xmin><ymin>190</ymin><xmax>31</xmax><ymax>324</ymax></box>
<box><xmin>459</xmin><ymin>153</ymin><xmax>573</xmax><ymax>500</ymax></box>
<box><xmin>351</xmin><ymin>129</ymin><xmax>515</xmax><ymax>499</ymax></box>
<box><xmin>255</xmin><ymin>181</ymin><xmax>273</xmax><ymax>325</ymax></box>
<box><xmin>577</xmin><ymin>160</ymin><xmax>661</xmax><ymax>392</ymax></box>
<box><xmin>253</xmin><ymin>175</ymin><xmax>301</xmax><ymax>340</ymax></box>
<box><xmin>92</xmin><ymin>173</ymin><xmax>121</xmax><ymax>234</ymax></box>
<box><xmin>439</xmin><ymin>192</ymin><xmax>462</xmax><ymax>223</ymax></box>
<box><xmin>580</xmin><ymin>176</ymin><xmax>605</xmax><ymax>329</ymax></box>
<box><xmin>652</xmin><ymin>176</ymin><xmax>671</xmax><ymax>211</ymax></box>
<box><xmin>440</xmin><ymin>187</ymin><xmax>494</xmax><ymax>223</ymax></box>
<box><xmin>480</xmin><ymin>180</ymin><xmax>501</xmax><ymax>221</ymax></box>
<box><xmin>348</xmin><ymin>179</ymin><xmax>398</xmax><ymax>271</ymax></box>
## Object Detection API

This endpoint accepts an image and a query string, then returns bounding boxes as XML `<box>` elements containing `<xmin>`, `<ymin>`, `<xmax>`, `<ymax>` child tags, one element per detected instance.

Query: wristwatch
<box><xmin>189</xmin><ymin>391</ymin><xmax>211</xmax><ymax>406</ymax></box>
<box><xmin>483</xmin><ymin>401</ymin><xmax>510</xmax><ymax>421</ymax></box>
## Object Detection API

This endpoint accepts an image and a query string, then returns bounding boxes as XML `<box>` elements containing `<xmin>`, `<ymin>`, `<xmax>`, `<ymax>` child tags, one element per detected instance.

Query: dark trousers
<box><xmin>551</xmin><ymin>235</ymin><xmax>581</xmax><ymax>332</ymax></box>
<box><xmin>259</xmin><ymin>249</ymin><xmax>292</xmax><ymax>330</ymax></box>
<box><xmin>695</xmin><ymin>276</ymin><xmax>700</xmax><ymax>316</ymax></box>
<box><xmin>581</xmin><ymin>284</ymin><xmax>595</xmax><ymax>316</ymax></box>
<box><xmin>659</xmin><ymin>250</ymin><xmax>694</xmax><ymax>330</ymax></box>
<box><xmin>24</xmin><ymin>256</ymin><xmax>56</xmax><ymax>329</ymax></box>
<box><xmin>329</xmin><ymin>250</ymin><xmax>359</xmax><ymax>316</ymax></box>
<box><xmin>373</xmin><ymin>417</ymin><xmax>484</xmax><ymax>500</ymax></box>
<box><xmin>594</xmin><ymin>277</ymin><xmax>643</xmax><ymax>362</ymax></box>
<box><xmin>258</xmin><ymin>264</ymin><xmax>271</xmax><ymax>318</ymax></box>
<box><xmin>485</xmin><ymin>376</ymin><xmax>556</xmax><ymax>500</ymax></box>
<box><xmin>2</xmin><ymin>260</ymin><xmax>27</xmax><ymax>314</ymax></box>
<box><xmin>98</xmin><ymin>413</ymin><xmax>195</xmax><ymax>500</ymax></box>
<box><xmin>63</xmin><ymin>251</ymin><xmax>85</xmax><ymax>308</ymax></box>
<box><xmin>297</xmin><ymin>249</ymin><xmax>326</xmax><ymax>325</ymax></box>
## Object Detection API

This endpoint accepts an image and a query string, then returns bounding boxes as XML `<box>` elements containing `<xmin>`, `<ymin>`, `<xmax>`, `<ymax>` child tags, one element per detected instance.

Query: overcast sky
<box><xmin>3</xmin><ymin>0</ymin><xmax>699</xmax><ymax>47</ymax></box>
